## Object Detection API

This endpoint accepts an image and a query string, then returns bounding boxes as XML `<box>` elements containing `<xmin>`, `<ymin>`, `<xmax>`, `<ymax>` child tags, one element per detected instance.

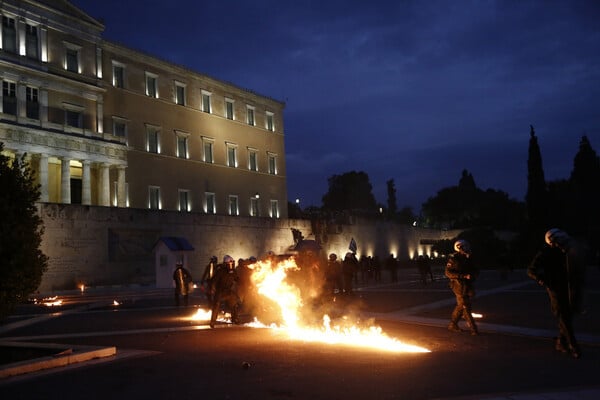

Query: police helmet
<box><xmin>545</xmin><ymin>228</ymin><xmax>569</xmax><ymax>247</ymax></box>
<box><xmin>454</xmin><ymin>239</ymin><xmax>471</xmax><ymax>253</ymax></box>
<box><xmin>210</xmin><ymin>255</ymin><xmax>217</xmax><ymax>263</ymax></box>
<box><xmin>223</xmin><ymin>255</ymin><xmax>234</xmax><ymax>264</ymax></box>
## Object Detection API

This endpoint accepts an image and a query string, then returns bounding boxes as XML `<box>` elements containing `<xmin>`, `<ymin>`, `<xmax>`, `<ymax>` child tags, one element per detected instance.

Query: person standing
<box><xmin>528</xmin><ymin>228</ymin><xmax>586</xmax><ymax>358</ymax></box>
<box><xmin>200</xmin><ymin>255</ymin><xmax>218</xmax><ymax>303</ymax></box>
<box><xmin>445</xmin><ymin>240</ymin><xmax>479</xmax><ymax>335</ymax></box>
<box><xmin>173</xmin><ymin>261</ymin><xmax>193</xmax><ymax>307</ymax></box>
<box><xmin>210</xmin><ymin>255</ymin><xmax>241</xmax><ymax>328</ymax></box>
<box><xmin>342</xmin><ymin>252</ymin><xmax>358</xmax><ymax>294</ymax></box>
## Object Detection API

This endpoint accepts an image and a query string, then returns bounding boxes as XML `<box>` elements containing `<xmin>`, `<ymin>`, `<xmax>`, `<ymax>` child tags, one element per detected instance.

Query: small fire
<box><xmin>471</xmin><ymin>313</ymin><xmax>483</xmax><ymax>319</ymax></box>
<box><xmin>245</xmin><ymin>258</ymin><xmax>430</xmax><ymax>353</ymax></box>
<box><xmin>113</xmin><ymin>300</ymin><xmax>121</xmax><ymax>306</ymax></box>
<box><xmin>189</xmin><ymin>307</ymin><xmax>232</xmax><ymax>324</ymax></box>
<box><xmin>32</xmin><ymin>296</ymin><xmax>63</xmax><ymax>307</ymax></box>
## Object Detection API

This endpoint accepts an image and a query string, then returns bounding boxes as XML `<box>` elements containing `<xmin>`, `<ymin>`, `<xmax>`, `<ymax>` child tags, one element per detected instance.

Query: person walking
<box><xmin>446</xmin><ymin>240</ymin><xmax>479</xmax><ymax>335</ymax></box>
<box><xmin>173</xmin><ymin>261</ymin><xmax>193</xmax><ymax>307</ymax></box>
<box><xmin>528</xmin><ymin>228</ymin><xmax>586</xmax><ymax>358</ymax></box>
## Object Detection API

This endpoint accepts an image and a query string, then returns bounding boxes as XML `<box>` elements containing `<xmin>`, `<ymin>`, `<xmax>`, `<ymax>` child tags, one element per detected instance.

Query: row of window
<box><xmin>2</xmin><ymin>14</ymin><xmax>277</xmax><ymax>134</ymax></box>
<box><xmin>143</xmin><ymin>125</ymin><xmax>278</xmax><ymax>174</ymax></box>
<box><xmin>1</xmin><ymin>79</ymin><xmax>278</xmax><ymax>174</ymax></box>
<box><xmin>149</xmin><ymin>187</ymin><xmax>280</xmax><ymax>218</ymax></box>
<box><xmin>116</xmin><ymin>63</ymin><xmax>275</xmax><ymax>131</ymax></box>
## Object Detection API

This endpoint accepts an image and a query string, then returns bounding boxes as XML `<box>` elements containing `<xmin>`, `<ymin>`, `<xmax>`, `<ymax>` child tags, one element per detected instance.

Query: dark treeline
<box><xmin>288</xmin><ymin>126</ymin><xmax>600</xmax><ymax>268</ymax></box>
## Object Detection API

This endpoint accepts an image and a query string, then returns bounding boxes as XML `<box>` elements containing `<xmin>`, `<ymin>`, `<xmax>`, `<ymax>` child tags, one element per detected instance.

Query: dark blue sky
<box><xmin>72</xmin><ymin>0</ymin><xmax>600</xmax><ymax>211</ymax></box>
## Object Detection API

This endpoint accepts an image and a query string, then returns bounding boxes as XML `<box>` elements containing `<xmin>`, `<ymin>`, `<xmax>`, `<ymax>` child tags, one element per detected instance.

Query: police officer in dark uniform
<box><xmin>200</xmin><ymin>255</ymin><xmax>218</xmax><ymax>303</ymax></box>
<box><xmin>173</xmin><ymin>261</ymin><xmax>193</xmax><ymax>307</ymax></box>
<box><xmin>446</xmin><ymin>240</ymin><xmax>479</xmax><ymax>335</ymax></box>
<box><xmin>528</xmin><ymin>228</ymin><xmax>586</xmax><ymax>358</ymax></box>
<box><xmin>209</xmin><ymin>255</ymin><xmax>241</xmax><ymax>328</ymax></box>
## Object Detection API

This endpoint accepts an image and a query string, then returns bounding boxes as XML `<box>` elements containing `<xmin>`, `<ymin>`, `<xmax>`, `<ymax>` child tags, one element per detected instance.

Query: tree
<box><xmin>421</xmin><ymin>169</ymin><xmax>525</xmax><ymax>230</ymax></box>
<box><xmin>525</xmin><ymin>125</ymin><xmax>549</xmax><ymax>235</ymax></box>
<box><xmin>0</xmin><ymin>143</ymin><xmax>48</xmax><ymax>320</ymax></box>
<box><xmin>569</xmin><ymin>135</ymin><xmax>600</xmax><ymax>251</ymax></box>
<box><xmin>321</xmin><ymin>171</ymin><xmax>378</xmax><ymax>213</ymax></box>
<box><xmin>386</xmin><ymin>179</ymin><xmax>397</xmax><ymax>218</ymax></box>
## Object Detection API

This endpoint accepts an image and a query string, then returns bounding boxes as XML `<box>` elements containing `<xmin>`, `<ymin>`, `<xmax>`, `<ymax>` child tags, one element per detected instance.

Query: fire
<box><xmin>471</xmin><ymin>313</ymin><xmax>483</xmax><ymax>319</ymax></box>
<box><xmin>245</xmin><ymin>258</ymin><xmax>430</xmax><ymax>353</ymax></box>
<box><xmin>31</xmin><ymin>296</ymin><xmax>63</xmax><ymax>307</ymax></box>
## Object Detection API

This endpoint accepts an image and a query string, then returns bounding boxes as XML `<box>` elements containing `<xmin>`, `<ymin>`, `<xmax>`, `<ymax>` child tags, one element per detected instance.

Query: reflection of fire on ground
<box><xmin>192</xmin><ymin>257</ymin><xmax>430</xmax><ymax>353</ymax></box>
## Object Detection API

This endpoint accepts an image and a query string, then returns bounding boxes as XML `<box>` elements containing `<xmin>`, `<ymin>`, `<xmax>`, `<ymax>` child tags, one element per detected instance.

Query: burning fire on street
<box><xmin>191</xmin><ymin>257</ymin><xmax>430</xmax><ymax>353</ymax></box>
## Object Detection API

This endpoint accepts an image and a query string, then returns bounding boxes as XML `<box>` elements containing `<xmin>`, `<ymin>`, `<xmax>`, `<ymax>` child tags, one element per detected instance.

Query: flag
<box><xmin>349</xmin><ymin>237</ymin><xmax>357</xmax><ymax>253</ymax></box>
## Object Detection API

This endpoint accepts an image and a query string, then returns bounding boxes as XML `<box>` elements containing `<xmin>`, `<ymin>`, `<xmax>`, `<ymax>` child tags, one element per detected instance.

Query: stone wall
<box><xmin>37</xmin><ymin>203</ymin><xmax>459</xmax><ymax>292</ymax></box>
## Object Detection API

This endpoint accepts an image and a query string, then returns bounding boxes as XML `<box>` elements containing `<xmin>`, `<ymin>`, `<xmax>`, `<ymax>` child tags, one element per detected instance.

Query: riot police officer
<box><xmin>528</xmin><ymin>229</ymin><xmax>586</xmax><ymax>358</ymax></box>
<box><xmin>209</xmin><ymin>255</ymin><xmax>241</xmax><ymax>328</ymax></box>
<box><xmin>446</xmin><ymin>240</ymin><xmax>479</xmax><ymax>335</ymax></box>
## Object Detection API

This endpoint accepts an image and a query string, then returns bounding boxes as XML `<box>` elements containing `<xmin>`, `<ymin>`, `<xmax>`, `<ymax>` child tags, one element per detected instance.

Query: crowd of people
<box><xmin>172</xmin><ymin>227</ymin><xmax>588</xmax><ymax>359</ymax></box>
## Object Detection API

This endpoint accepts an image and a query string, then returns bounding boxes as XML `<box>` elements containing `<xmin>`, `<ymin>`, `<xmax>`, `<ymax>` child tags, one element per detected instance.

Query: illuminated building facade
<box><xmin>0</xmin><ymin>0</ymin><xmax>287</xmax><ymax>218</ymax></box>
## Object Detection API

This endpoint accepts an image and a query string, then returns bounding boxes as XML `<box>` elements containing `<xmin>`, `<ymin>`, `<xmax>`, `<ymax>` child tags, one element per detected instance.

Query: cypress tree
<box><xmin>525</xmin><ymin>125</ymin><xmax>548</xmax><ymax>237</ymax></box>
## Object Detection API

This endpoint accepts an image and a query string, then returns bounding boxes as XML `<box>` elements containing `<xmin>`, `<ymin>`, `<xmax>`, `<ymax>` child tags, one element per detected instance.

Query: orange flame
<box><xmin>246</xmin><ymin>258</ymin><xmax>430</xmax><ymax>353</ymax></box>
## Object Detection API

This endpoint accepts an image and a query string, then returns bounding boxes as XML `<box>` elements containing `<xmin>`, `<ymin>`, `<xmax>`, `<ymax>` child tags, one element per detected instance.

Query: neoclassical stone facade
<box><xmin>1</xmin><ymin>0</ymin><xmax>287</xmax><ymax>217</ymax></box>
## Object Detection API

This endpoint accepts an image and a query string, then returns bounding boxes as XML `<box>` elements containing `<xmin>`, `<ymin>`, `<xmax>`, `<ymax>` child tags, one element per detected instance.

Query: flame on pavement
<box><xmin>193</xmin><ymin>257</ymin><xmax>430</xmax><ymax>353</ymax></box>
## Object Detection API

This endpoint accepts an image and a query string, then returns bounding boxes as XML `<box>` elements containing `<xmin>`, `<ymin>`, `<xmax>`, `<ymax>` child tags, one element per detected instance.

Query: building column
<box><xmin>117</xmin><ymin>165</ymin><xmax>127</xmax><ymax>207</ymax></box>
<box><xmin>61</xmin><ymin>157</ymin><xmax>71</xmax><ymax>204</ymax></box>
<box><xmin>38</xmin><ymin>154</ymin><xmax>49</xmax><ymax>202</ymax></box>
<box><xmin>99</xmin><ymin>163</ymin><xmax>110</xmax><ymax>206</ymax></box>
<box><xmin>82</xmin><ymin>160</ymin><xmax>91</xmax><ymax>205</ymax></box>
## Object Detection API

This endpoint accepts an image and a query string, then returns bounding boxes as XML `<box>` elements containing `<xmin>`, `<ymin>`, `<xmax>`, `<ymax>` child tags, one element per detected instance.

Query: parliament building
<box><xmin>1</xmin><ymin>0</ymin><xmax>288</xmax><ymax>218</ymax></box>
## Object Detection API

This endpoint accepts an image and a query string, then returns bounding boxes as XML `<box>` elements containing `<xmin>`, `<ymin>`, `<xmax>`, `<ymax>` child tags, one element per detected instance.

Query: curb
<box><xmin>0</xmin><ymin>341</ymin><xmax>116</xmax><ymax>379</ymax></box>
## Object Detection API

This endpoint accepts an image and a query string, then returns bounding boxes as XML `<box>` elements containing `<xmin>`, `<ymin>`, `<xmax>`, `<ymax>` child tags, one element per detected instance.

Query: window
<box><xmin>175</xmin><ymin>82</ymin><xmax>186</xmax><ymax>105</ymax></box>
<box><xmin>227</xmin><ymin>143</ymin><xmax>237</xmax><ymax>167</ymax></box>
<box><xmin>250</xmin><ymin>197</ymin><xmax>259</xmax><ymax>217</ymax></box>
<box><xmin>248</xmin><ymin>149</ymin><xmax>258</xmax><ymax>172</ymax></box>
<box><xmin>64</xmin><ymin>42</ymin><xmax>81</xmax><ymax>73</ymax></box>
<box><xmin>225</xmin><ymin>98</ymin><xmax>234</xmax><ymax>120</ymax></box>
<box><xmin>268</xmin><ymin>153</ymin><xmax>277</xmax><ymax>175</ymax></box>
<box><xmin>176</xmin><ymin>131</ymin><xmax>188</xmax><ymax>159</ymax></box>
<box><xmin>146</xmin><ymin>125</ymin><xmax>160</xmax><ymax>153</ymax></box>
<box><xmin>112</xmin><ymin>62</ymin><xmax>125</xmax><ymax>88</ymax></box>
<box><xmin>2</xmin><ymin>81</ymin><xmax>17</xmax><ymax>116</ymax></box>
<box><xmin>205</xmin><ymin>192</ymin><xmax>216</xmax><ymax>214</ymax></box>
<box><xmin>149</xmin><ymin>186</ymin><xmax>161</xmax><ymax>209</ymax></box>
<box><xmin>202</xmin><ymin>90</ymin><xmax>211</xmax><ymax>113</ymax></box>
<box><xmin>2</xmin><ymin>16</ymin><xmax>16</xmax><ymax>53</ymax></box>
<box><xmin>145</xmin><ymin>72</ymin><xmax>158</xmax><ymax>98</ymax></box>
<box><xmin>246</xmin><ymin>105</ymin><xmax>255</xmax><ymax>126</ymax></box>
<box><xmin>178</xmin><ymin>190</ymin><xmax>190</xmax><ymax>212</ymax></box>
<box><xmin>25</xmin><ymin>24</ymin><xmax>39</xmax><ymax>59</ymax></box>
<box><xmin>112</xmin><ymin>117</ymin><xmax>127</xmax><ymax>138</ymax></box>
<box><xmin>65</xmin><ymin>110</ymin><xmax>82</xmax><ymax>128</ymax></box>
<box><xmin>26</xmin><ymin>87</ymin><xmax>39</xmax><ymax>120</ymax></box>
<box><xmin>266</xmin><ymin>112</ymin><xmax>274</xmax><ymax>132</ymax></box>
<box><xmin>270</xmin><ymin>200</ymin><xmax>279</xmax><ymax>218</ymax></box>
<box><xmin>228</xmin><ymin>195</ymin><xmax>239</xmax><ymax>216</ymax></box>
<box><xmin>203</xmin><ymin>137</ymin><xmax>214</xmax><ymax>163</ymax></box>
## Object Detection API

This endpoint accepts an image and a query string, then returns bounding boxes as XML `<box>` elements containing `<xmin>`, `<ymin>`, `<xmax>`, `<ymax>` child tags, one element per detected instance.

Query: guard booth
<box><xmin>153</xmin><ymin>237</ymin><xmax>195</xmax><ymax>288</ymax></box>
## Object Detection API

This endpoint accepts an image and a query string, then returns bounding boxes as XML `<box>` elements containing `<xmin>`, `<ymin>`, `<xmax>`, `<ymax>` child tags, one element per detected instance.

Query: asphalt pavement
<box><xmin>1</xmin><ymin>265</ymin><xmax>599</xmax><ymax>399</ymax></box>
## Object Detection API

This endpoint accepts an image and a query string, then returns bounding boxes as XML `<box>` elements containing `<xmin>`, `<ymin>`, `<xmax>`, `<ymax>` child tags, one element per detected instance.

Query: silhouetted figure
<box><xmin>446</xmin><ymin>240</ymin><xmax>479</xmax><ymax>335</ymax></box>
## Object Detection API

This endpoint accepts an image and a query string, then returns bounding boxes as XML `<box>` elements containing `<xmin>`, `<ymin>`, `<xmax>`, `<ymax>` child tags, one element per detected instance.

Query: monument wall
<box><xmin>37</xmin><ymin>203</ymin><xmax>458</xmax><ymax>292</ymax></box>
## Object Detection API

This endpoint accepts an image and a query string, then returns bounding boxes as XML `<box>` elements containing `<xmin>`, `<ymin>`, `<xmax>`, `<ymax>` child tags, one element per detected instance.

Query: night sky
<box><xmin>71</xmin><ymin>0</ymin><xmax>600</xmax><ymax>211</ymax></box>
